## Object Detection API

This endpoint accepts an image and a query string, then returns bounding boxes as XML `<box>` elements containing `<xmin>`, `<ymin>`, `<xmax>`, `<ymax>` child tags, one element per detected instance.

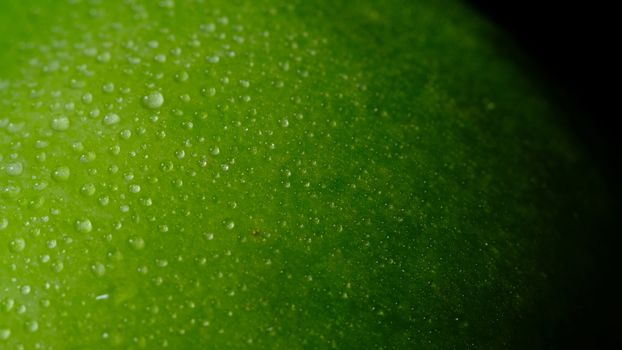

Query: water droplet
<box><xmin>53</xmin><ymin>261</ymin><xmax>64</xmax><ymax>272</ymax></box>
<box><xmin>75</xmin><ymin>219</ymin><xmax>93</xmax><ymax>233</ymax></box>
<box><xmin>102</xmin><ymin>82</ymin><xmax>115</xmax><ymax>93</ymax></box>
<box><xmin>129</xmin><ymin>236</ymin><xmax>145</xmax><ymax>250</ymax></box>
<box><xmin>5</xmin><ymin>162</ymin><xmax>23</xmax><ymax>176</ymax></box>
<box><xmin>0</xmin><ymin>328</ymin><xmax>10</xmax><ymax>340</ymax></box>
<box><xmin>142</xmin><ymin>91</ymin><xmax>164</xmax><ymax>109</ymax></box>
<box><xmin>21</xmin><ymin>285</ymin><xmax>31</xmax><ymax>295</ymax></box>
<box><xmin>51</xmin><ymin>116</ymin><xmax>70</xmax><ymax>131</ymax></box>
<box><xmin>129</xmin><ymin>184</ymin><xmax>141</xmax><ymax>193</ymax></box>
<box><xmin>0</xmin><ymin>218</ymin><xmax>7</xmax><ymax>230</ymax></box>
<box><xmin>225</xmin><ymin>220</ymin><xmax>235</xmax><ymax>230</ymax></box>
<box><xmin>2</xmin><ymin>298</ymin><xmax>14</xmax><ymax>312</ymax></box>
<box><xmin>52</xmin><ymin>166</ymin><xmax>71</xmax><ymax>181</ymax></box>
<box><xmin>206</xmin><ymin>55</ymin><xmax>220</xmax><ymax>63</ymax></box>
<box><xmin>82</xmin><ymin>92</ymin><xmax>93</xmax><ymax>104</ymax></box>
<box><xmin>175</xmin><ymin>71</ymin><xmax>189</xmax><ymax>82</ymax></box>
<box><xmin>120</xmin><ymin>129</ymin><xmax>132</xmax><ymax>139</ymax></box>
<box><xmin>91</xmin><ymin>262</ymin><xmax>106</xmax><ymax>276</ymax></box>
<box><xmin>9</xmin><ymin>238</ymin><xmax>26</xmax><ymax>253</ymax></box>
<box><xmin>103</xmin><ymin>113</ymin><xmax>120</xmax><ymax>125</ymax></box>
<box><xmin>25</xmin><ymin>320</ymin><xmax>39</xmax><ymax>333</ymax></box>
<box><xmin>81</xmin><ymin>183</ymin><xmax>96</xmax><ymax>196</ymax></box>
<box><xmin>280</xmin><ymin>118</ymin><xmax>289</xmax><ymax>127</ymax></box>
<box><xmin>160</xmin><ymin>160</ymin><xmax>174</xmax><ymax>172</ymax></box>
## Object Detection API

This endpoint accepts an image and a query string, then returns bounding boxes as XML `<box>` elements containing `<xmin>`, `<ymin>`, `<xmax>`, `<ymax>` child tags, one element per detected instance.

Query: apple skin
<box><xmin>0</xmin><ymin>0</ymin><xmax>605</xmax><ymax>349</ymax></box>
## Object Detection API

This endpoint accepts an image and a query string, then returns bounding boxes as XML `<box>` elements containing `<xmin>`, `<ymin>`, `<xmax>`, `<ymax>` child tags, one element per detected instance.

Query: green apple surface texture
<box><xmin>0</xmin><ymin>0</ymin><xmax>603</xmax><ymax>349</ymax></box>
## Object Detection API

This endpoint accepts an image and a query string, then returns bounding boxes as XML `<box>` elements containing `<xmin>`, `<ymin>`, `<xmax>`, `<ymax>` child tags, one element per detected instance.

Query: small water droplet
<box><xmin>142</xmin><ymin>91</ymin><xmax>164</xmax><ymax>109</ymax></box>
<box><xmin>206</xmin><ymin>55</ymin><xmax>220</xmax><ymax>63</ymax></box>
<box><xmin>21</xmin><ymin>285</ymin><xmax>31</xmax><ymax>295</ymax></box>
<box><xmin>102</xmin><ymin>82</ymin><xmax>115</xmax><ymax>93</ymax></box>
<box><xmin>0</xmin><ymin>328</ymin><xmax>10</xmax><ymax>340</ymax></box>
<box><xmin>82</xmin><ymin>92</ymin><xmax>93</xmax><ymax>104</ymax></box>
<box><xmin>5</xmin><ymin>162</ymin><xmax>23</xmax><ymax>176</ymax></box>
<box><xmin>175</xmin><ymin>71</ymin><xmax>189</xmax><ymax>82</ymax></box>
<box><xmin>25</xmin><ymin>320</ymin><xmax>39</xmax><ymax>333</ymax></box>
<box><xmin>75</xmin><ymin>219</ymin><xmax>93</xmax><ymax>233</ymax></box>
<box><xmin>91</xmin><ymin>262</ymin><xmax>106</xmax><ymax>276</ymax></box>
<box><xmin>9</xmin><ymin>238</ymin><xmax>26</xmax><ymax>253</ymax></box>
<box><xmin>51</xmin><ymin>116</ymin><xmax>70</xmax><ymax>131</ymax></box>
<box><xmin>129</xmin><ymin>236</ymin><xmax>145</xmax><ymax>250</ymax></box>
<box><xmin>103</xmin><ymin>113</ymin><xmax>121</xmax><ymax>125</ymax></box>
<box><xmin>160</xmin><ymin>160</ymin><xmax>174</xmax><ymax>172</ymax></box>
<box><xmin>52</xmin><ymin>166</ymin><xmax>71</xmax><ymax>181</ymax></box>
<box><xmin>81</xmin><ymin>183</ymin><xmax>96</xmax><ymax>196</ymax></box>
<box><xmin>225</xmin><ymin>220</ymin><xmax>235</xmax><ymax>230</ymax></box>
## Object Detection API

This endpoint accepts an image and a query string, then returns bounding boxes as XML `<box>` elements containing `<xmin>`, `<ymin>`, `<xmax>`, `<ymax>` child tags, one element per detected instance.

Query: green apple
<box><xmin>0</xmin><ymin>0</ymin><xmax>606</xmax><ymax>349</ymax></box>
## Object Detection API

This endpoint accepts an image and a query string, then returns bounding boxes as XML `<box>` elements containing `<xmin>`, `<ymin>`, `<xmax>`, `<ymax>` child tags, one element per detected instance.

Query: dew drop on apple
<box><xmin>81</xmin><ymin>183</ymin><xmax>96</xmax><ymax>196</ymax></box>
<box><xmin>103</xmin><ymin>113</ymin><xmax>120</xmax><ymax>125</ymax></box>
<box><xmin>225</xmin><ymin>220</ymin><xmax>235</xmax><ymax>230</ymax></box>
<box><xmin>206</xmin><ymin>55</ymin><xmax>220</xmax><ymax>63</ymax></box>
<box><xmin>20</xmin><ymin>285</ymin><xmax>31</xmax><ymax>295</ymax></box>
<box><xmin>82</xmin><ymin>92</ymin><xmax>93</xmax><ymax>104</ymax></box>
<box><xmin>52</xmin><ymin>261</ymin><xmax>64</xmax><ymax>273</ymax></box>
<box><xmin>0</xmin><ymin>328</ymin><xmax>10</xmax><ymax>340</ymax></box>
<box><xmin>129</xmin><ymin>236</ymin><xmax>145</xmax><ymax>250</ymax></box>
<box><xmin>51</xmin><ymin>116</ymin><xmax>70</xmax><ymax>131</ymax></box>
<box><xmin>102</xmin><ymin>82</ymin><xmax>115</xmax><ymax>93</ymax></box>
<box><xmin>143</xmin><ymin>91</ymin><xmax>164</xmax><ymax>109</ymax></box>
<box><xmin>0</xmin><ymin>218</ymin><xmax>7</xmax><ymax>230</ymax></box>
<box><xmin>52</xmin><ymin>166</ymin><xmax>71</xmax><ymax>181</ymax></box>
<box><xmin>9</xmin><ymin>238</ymin><xmax>26</xmax><ymax>253</ymax></box>
<box><xmin>160</xmin><ymin>160</ymin><xmax>174</xmax><ymax>172</ymax></box>
<box><xmin>120</xmin><ymin>129</ymin><xmax>132</xmax><ymax>139</ymax></box>
<box><xmin>5</xmin><ymin>162</ymin><xmax>23</xmax><ymax>176</ymax></box>
<box><xmin>25</xmin><ymin>320</ymin><xmax>39</xmax><ymax>333</ymax></box>
<box><xmin>2</xmin><ymin>298</ymin><xmax>14</xmax><ymax>312</ymax></box>
<box><xmin>75</xmin><ymin>218</ymin><xmax>93</xmax><ymax>233</ymax></box>
<box><xmin>91</xmin><ymin>262</ymin><xmax>106</xmax><ymax>276</ymax></box>
<box><xmin>175</xmin><ymin>70</ymin><xmax>189</xmax><ymax>82</ymax></box>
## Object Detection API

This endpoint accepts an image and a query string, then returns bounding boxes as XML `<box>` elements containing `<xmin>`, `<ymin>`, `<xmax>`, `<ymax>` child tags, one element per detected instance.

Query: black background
<box><xmin>467</xmin><ymin>1</ymin><xmax>618</xmax><ymax>348</ymax></box>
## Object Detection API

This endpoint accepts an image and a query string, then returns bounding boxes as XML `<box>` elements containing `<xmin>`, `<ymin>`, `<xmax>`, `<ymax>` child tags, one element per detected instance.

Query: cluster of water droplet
<box><xmin>0</xmin><ymin>0</ymin><xmax>405</xmax><ymax>348</ymax></box>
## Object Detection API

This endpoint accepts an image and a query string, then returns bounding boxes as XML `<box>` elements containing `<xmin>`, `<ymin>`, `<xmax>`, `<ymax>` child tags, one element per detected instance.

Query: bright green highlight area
<box><xmin>0</xmin><ymin>0</ymin><xmax>602</xmax><ymax>349</ymax></box>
